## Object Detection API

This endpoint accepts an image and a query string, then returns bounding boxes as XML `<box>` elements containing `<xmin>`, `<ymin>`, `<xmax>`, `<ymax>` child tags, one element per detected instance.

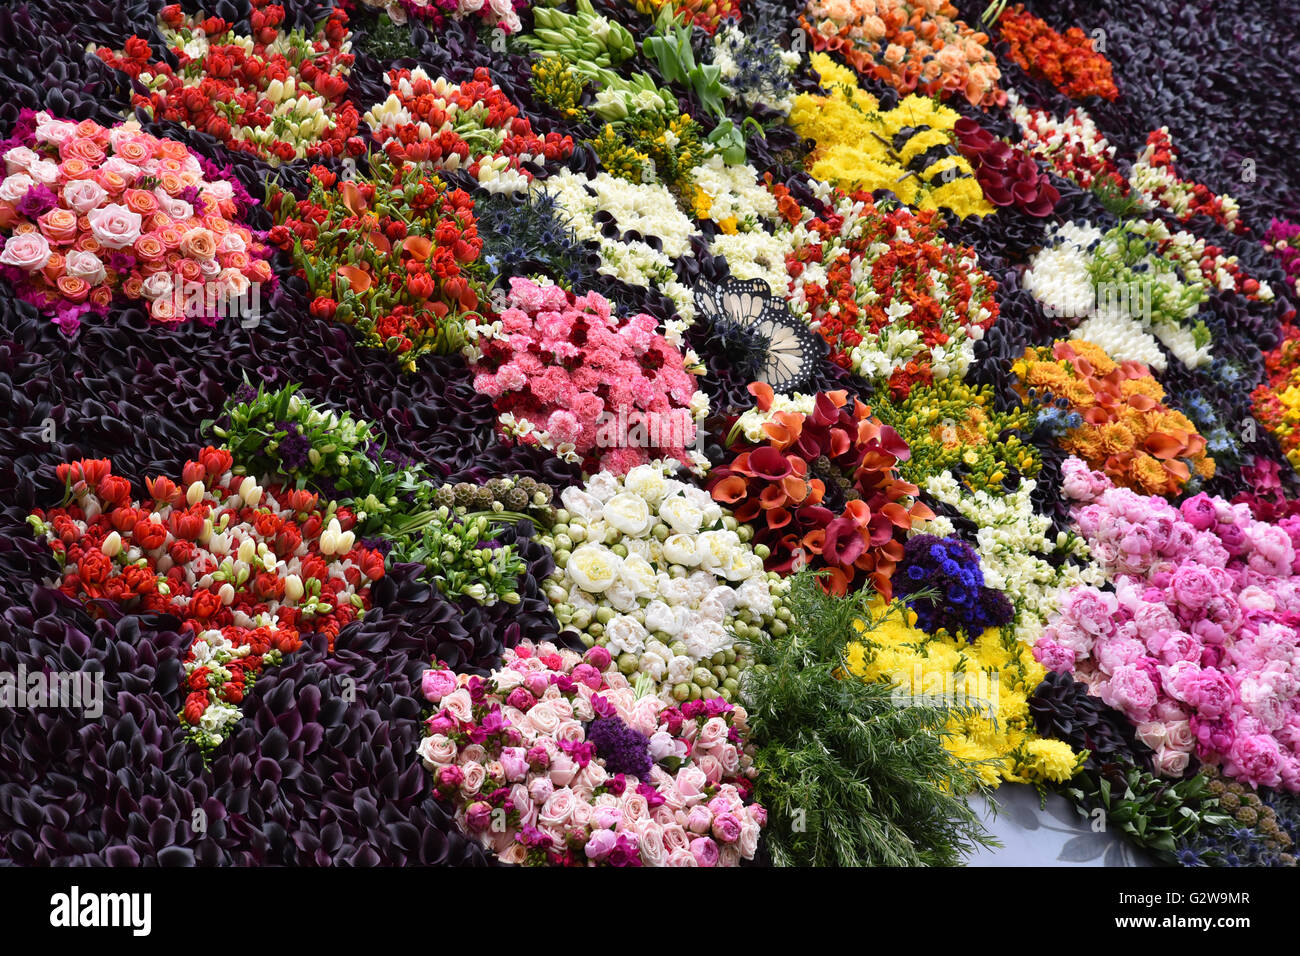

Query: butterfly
<box><xmin>694</xmin><ymin>277</ymin><xmax>822</xmax><ymax>393</ymax></box>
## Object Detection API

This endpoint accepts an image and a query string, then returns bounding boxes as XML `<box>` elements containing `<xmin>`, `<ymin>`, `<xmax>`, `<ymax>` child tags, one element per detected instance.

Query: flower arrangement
<box><xmin>537</xmin><ymin>169</ymin><xmax>699</xmax><ymax>332</ymax></box>
<box><xmin>1130</xmin><ymin>128</ymin><xmax>1244</xmax><ymax>234</ymax></box>
<box><xmin>799</xmin><ymin>0</ymin><xmax>1003</xmax><ymax>107</ymax></box>
<box><xmin>1263</xmin><ymin>219</ymin><xmax>1300</xmax><ymax>297</ymax></box>
<box><xmin>1034</xmin><ymin>458</ymin><xmax>1300</xmax><ymax>790</ymax></box>
<box><xmin>354</xmin><ymin>0</ymin><xmax>523</xmax><ymax>34</ymax></box>
<box><xmin>94</xmin><ymin>1</ymin><xmax>363</xmax><ymax>166</ymax></box>
<box><xmin>892</xmin><ymin>534</ymin><xmax>1014</xmax><ymax>639</ymax></box>
<box><xmin>467</xmin><ymin>277</ymin><xmax>708</xmax><ymax>474</ymax></box>
<box><xmin>709</xmin><ymin>384</ymin><xmax>934</xmax><ymax>597</ymax></box>
<box><xmin>268</xmin><ymin>160</ymin><xmax>484</xmax><ymax>370</ymax></box>
<box><xmin>541</xmin><ymin>464</ymin><xmax>787</xmax><ymax>700</ymax></box>
<box><xmin>27</xmin><ymin>456</ymin><xmax>386</xmax><ymax>750</ymax></box>
<box><xmin>629</xmin><ymin>0</ymin><xmax>743</xmax><ymax>35</ymax></box>
<box><xmin>365</xmin><ymin>67</ymin><xmax>575</xmax><ymax>195</ymax></box>
<box><xmin>1014</xmin><ymin>340</ymin><xmax>1214</xmax><ymax>496</ymax></box>
<box><xmin>952</xmin><ymin>117</ymin><xmax>1059</xmax><ymax>217</ymax></box>
<box><xmin>0</xmin><ymin>110</ymin><xmax>272</xmax><ymax>332</ymax></box>
<box><xmin>1005</xmin><ymin>91</ymin><xmax>1127</xmax><ymax>194</ymax></box>
<box><xmin>788</xmin><ymin>54</ymin><xmax>992</xmax><ymax>218</ymax></box>
<box><xmin>710</xmin><ymin>22</ymin><xmax>802</xmax><ymax>116</ymax></box>
<box><xmin>209</xmin><ymin>384</ymin><xmax>533</xmax><ymax>605</ymax></box>
<box><xmin>779</xmin><ymin>184</ymin><xmax>999</xmax><ymax>395</ymax></box>
<box><xmin>920</xmin><ymin>471</ymin><xmax>1102</xmax><ymax>646</ymax></box>
<box><xmin>845</xmin><ymin>597</ymin><xmax>1085</xmax><ymax>787</ymax></box>
<box><xmin>996</xmin><ymin>5</ymin><xmax>1118</xmax><ymax>101</ymax></box>
<box><xmin>1022</xmin><ymin>221</ymin><xmax>1212</xmax><ymax>370</ymax></box>
<box><xmin>418</xmin><ymin>640</ymin><xmax>766</xmax><ymax>866</ymax></box>
<box><xmin>874</xmin><ymin>377</ymin><xmax>1040</xmax><ymax>494</ymax></box>
<box><xmin>1252</xmin><ymin>322</ymin><xmax>1300</xmax><ymax>474</ymax></box>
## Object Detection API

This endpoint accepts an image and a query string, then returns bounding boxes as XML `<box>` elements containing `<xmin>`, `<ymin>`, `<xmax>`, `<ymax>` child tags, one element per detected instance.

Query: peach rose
<box><xmin>133</xmin><ymin>232</ymin><xmax>167</xmax><ymax>265</ymax></box>
<box><xmin>61</xmin><ymin>138</ymin><xmax>106</xmax><ymax>166</ymax></box>
<box><xmin>37</xmin><ymin>208</ymin><xmax>79</xmax><ymax>245</ymax></box>
<box><xmin>95</xmin><ymin>171</ymin><xmax>127</xmax><ymax>196</ymax></box>
<box><xmin>58</xmin><ymin>158</ymin><xmax>91</xmax><ymax>181</ymax></box>
<box><xmin>176</xmin><ymin>258</ymin><xmax>202</xmax><ymax>283</ymax></box>
<box><xmin>40</xmin><ymin>251</ymin><xmax>65</xmax><ymax>280</ymax></box>
<box><xmin>114</xmin><ymin>139</ymin><xmax>153</xmax><ymax>165</ymax></box>
<box><xmin>158</xmin><ymin>140</ymin><xmax>190</xmax><ymax>162</ymax></box>
<box><xmin>55</xmin><ymin>275</ymin><xmax>90</xmax><ymax>302</ymax></box>
<box><xmin>123</xmin><ymin>189</ymin><xmax>159</xmax><ymax>218</ymax></box>
<box><xmin>121</xmin><ymin>275</ymin><xmax>145</xmax><ymax>299</ymax></box>
<box><xmin>180</xmin><ymin>227</ymin><xmax>217</xmax><ymax>260</ymax></box>
<box><xmin>149</xmin><ymin>295</ymin><xmax>179</xmax><ymax>322</ymax></box>
<box><xmin>89</xmin><ymin>284</ymin><xmax>113</xmax><ymax>308</ymax></box>
<box><xmin>72</xmin><ymin>119</ymin><xmax>107</xmax><ymax>144</ymax></box>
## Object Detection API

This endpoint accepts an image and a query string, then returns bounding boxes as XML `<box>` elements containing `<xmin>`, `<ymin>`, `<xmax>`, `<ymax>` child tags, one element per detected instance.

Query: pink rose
<box><xmin>440</xmin><ymin>688</ymin><xmax>474</xmax><ymax>722</ymax></box>
<box><xmin>86</xmin><ymin>203</ymin><xmax>142</xmax><ymax>249</ymax></box>
<box><xmin>591</xmin><ymin>805</ymin><xmax>623</xmax><ymax>829</ymax></box>
<box><xmin>0</xmin><ymin>173</ymin><xmax>33</xmax><ymax>203</ymax></box>
<box><xmin>461</xmin><ymin>761</ymin><xmax>487</xmax><ymax>796</ymax></box>
<box><xmin>1134</xmin><ymin>722</ymin><xmax>1167</xmax><ymax>752</ymax></box>
<box><xmin>711</xmin><ymin>812</ymin><xmax>742</xmax><ymax>844</ymax></box>
<box><xmin>666</xmin><ymin>847</ymin><xmax>698</xmax><ymax>866</ymax></box>
<box><xmin>620</xmin><ymin>792</ymin><xmax>650</xmax><ymax>821</ymax></box>
<box><xmin>548</xmin><ymin>752</ymin><xmax>578</xmax><ymax>787</ymax></box>
<box><xmin>685</xmin><ymin>804</ymin><xmax>712</xmax><ymax>834</ymax></box>
<box><xmin>0</xmin><ymin>231</ymin><xmax>51</xmax><ymax>271</ymax></box>
<box><xmin>539</xmin><ymin>788</ymin><xmax>577</xmax><ymax>828</ymax></box>
<box><xmin>637</xmin><ymin>822</ymin><xmax>668</xmax><ymax>866</ymax></box>
<box><xmin>661</xmin><ymin>823</ymin><xmax>691</xmax><ymax>854</ymax></box>
<box><xmin>62</xmin><ymin>178</ymin><xmax>109</xmax><ymax>214</ymax></box>
<box><xmin>528</xmin><ymin>777</ymin><xmax>554</xmax><ymax>804</ymax></box>
<box><xmin>416</xmin><ymin>734</ymin><xmax>457</xmax><ymax>767</ymax></box>
<box><xmin>674</xmin><ymin>766</ymin><xmax>709</xmax><ymax>803</ymax></box>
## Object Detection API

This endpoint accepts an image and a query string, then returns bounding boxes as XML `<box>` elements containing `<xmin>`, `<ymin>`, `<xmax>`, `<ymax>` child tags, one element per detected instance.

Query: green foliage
<box><xmin>742</xmin><ymin>573</ymin><xmax>998</xmax><ymax>866</ymax></box>
<box><xmin>1062</xmin><ymin>764</ymin><xmax>1231</xmax><ymax>862</ymax></box>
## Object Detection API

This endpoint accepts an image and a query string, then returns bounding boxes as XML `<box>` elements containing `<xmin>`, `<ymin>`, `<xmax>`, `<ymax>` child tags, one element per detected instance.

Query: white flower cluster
<box><xmin>917</xmin><ymin>471</ymin><xmax>1103</xmax><ymax>646</ymax></box>
<box><xmin>541</xmin><ymin>464</ymin><xmax>790</xmax><ymax>702</ymax></box>
<box><xmin>537</xmin><ymin>170</ymin><xmax>699</xmax><ymax>340</ymax></box>
<box><xmin>1129</xmin><ymin>130</ymin><xmax>1241</xmax><ymax>229</ymax></box>
<box><xmin>1069</xmin><ymin>312</ymin><xmax>1168</xmax><ymax>370</ymax></box>
<box><xmin>1006</xmin><ymin>92</ymin><xmax>1117</xmax><ymax>190</ymax></box>
<box><xmin>1022</xmin><ymin>221</ymin><xmax>1101</xmax><ymax>320</ymax></box>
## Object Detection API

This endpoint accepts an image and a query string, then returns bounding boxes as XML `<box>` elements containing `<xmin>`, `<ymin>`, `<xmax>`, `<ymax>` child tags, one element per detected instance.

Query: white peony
<box><xmin>602</xmin><ymin>492</ymin><xmax>653</xmax><ymax>537</ymax></box>
<box><xmin>567</xmin><ymin>545</ymin><xmax>624</xmax><ymax>594</ymax></box>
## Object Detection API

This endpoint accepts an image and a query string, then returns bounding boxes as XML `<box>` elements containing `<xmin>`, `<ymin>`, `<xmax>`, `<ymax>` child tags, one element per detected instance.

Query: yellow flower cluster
<box><xmin>844</xmin><ymin>599</ymin><xmax>1084</xmax><ymax>788</ymax></box>
<box><xmin>789</xmin><ymin>54</ymin><xmax>992</xmax><ymax>218</ymax></box>
<box><xmin>530</xmin><ymin>56</ymin><xmax>586</xmax><ymax>121</ymax></box>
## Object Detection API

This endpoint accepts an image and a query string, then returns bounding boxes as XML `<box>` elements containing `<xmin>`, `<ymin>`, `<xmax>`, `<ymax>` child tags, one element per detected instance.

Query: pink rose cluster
<box><xmin>0</xmin><ymin>109</ymin><xmax>272</xmax><ymax>333</ymax></box>
<box><xmin>416</xmin><ymin>640</ymin><xmax>765</xmax><ymax>867</ymax></box>
<box><xmin>470</xmin><ymin>277</ymin><xmax>705</xmax><ymax>475</ymax></box>
<box><xmin>1034</xmin><ymin>458</ymin><xmax>1300</xmax><ymax>791</ymax></box>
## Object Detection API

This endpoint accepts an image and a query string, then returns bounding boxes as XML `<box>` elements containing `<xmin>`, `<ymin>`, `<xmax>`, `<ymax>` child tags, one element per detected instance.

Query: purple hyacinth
<box><xmin>586</xmin><ymin>715</ymin><xmax>653</xmax><ymax>779</ymax></box>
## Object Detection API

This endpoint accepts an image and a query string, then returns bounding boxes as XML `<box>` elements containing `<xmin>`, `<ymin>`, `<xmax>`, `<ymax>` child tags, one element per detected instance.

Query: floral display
<box><xmin>366</xmin><ymin>67</ymin><xmax>575</xmax><ymax>194</ymax></box>
<box><xmin>541</xmin><ymin>464</ymin><xmax>787</xmax><ymax>699</ymax></box>
<box><xmin>27</xmin><ymin>456</ymin><xmax>385</xmax><ymax>750</ymax></box>
<box><xmin>995</xmin><ymin>5</ymin><xmax>1118</xmax><ymax>101</ymax></box>
<box><xmin>418</xmin><ymin>640</ymin><xmax>765</xmax><ymax>865</ymax></box>
<box><xmin>799</xmin><ymin>0</ymin><xmax>1003</xmax><ymax>107</ymax></box>
<box><xmin>952</xmin><ymin>117</ymin><xmax>1058</xmax><ymax>217</ymax></box>
<box><xmin>779</xmin><ymin>185</ymin><xmax>999</xmax><ymax>394</ymax></box>
<box><xmin>95</xmin><ymin>1</ymin><xmax>363</xmax><ymax>165</ymax></box>
<box><xmin>468</xmin><ymin>277</ymin><xmax>708</xmax><ymax>473</ymax></box>
<box><xmin>1252</xmin><ymin>321</ymin><xmax>1300</xmax><ymax>474</ymax></box>
<box><xmin>709</xmin><ymin>384</ymin><xmax>933</xmax><ymax>596</ymax></box>
<box><xmin>268</xmin><ymin>159</ymin><xmax>484</xmax><ymax>369</ymax></box>
<box><xmin>1035</xmin><ymin>459</ymin><xmax>1300</xmax><ymax>790</ymax></box>
<box><xmin>0</xmin><ymin>110</ymin><xmax>272</xmax><ymax>331</ymax></box>
<box><xmin>846</xmin><ymin>597</ymin><xmax>1084</xmax><ymax>787</ymax></box>
<box><xmin>1014</xmin><ymin>339</ymin><xmax>1214</xmax><ymax>496</ymax></box>
<box><xmin>4</xmin><ymin>0</ymin><xmax>1300</xmax><ymax>875</ymax></box>
<box><xmin>789</xmin><ymin>54</ymin><xmax>991</xmax><ymax>218</ymax></box>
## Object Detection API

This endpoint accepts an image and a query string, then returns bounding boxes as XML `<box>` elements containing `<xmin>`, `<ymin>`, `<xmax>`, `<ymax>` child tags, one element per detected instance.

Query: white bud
<box><xmin>101</xmin><ymin>531</ymin><xmax>122</xmax><ymax>558</ymax></box>
<box><xmin>218</xmin><ymin>583</ymin><xmax>236</xmax><ymax>606</ymax></box>
<box><xmin>186</xmin><ymin>481</ymin><xmax>205</xmax><ymax>507</ymax></box>
<box><xmin>238</xmin><ymin>537</ymin><xmax>257</xmax><ymax>564</ymax></box>
<box><xmin>284</xmin><ymin>574</ymin><xmax>304</xmax><ymax>602</ymax></box>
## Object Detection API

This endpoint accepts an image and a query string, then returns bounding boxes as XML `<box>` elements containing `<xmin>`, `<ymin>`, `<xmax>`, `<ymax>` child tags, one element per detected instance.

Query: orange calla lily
<box><xmin>337</xmin><ymin>265</ymin><xmax>371</xmax><ymax>294</ymax></box>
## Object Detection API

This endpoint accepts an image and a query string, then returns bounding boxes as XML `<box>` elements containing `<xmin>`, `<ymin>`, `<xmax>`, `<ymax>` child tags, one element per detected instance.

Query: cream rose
<box><xmin>0</xmin><ymin>173</ymin><xmax>33</xmax><ymax>203</ymax></box>
<box><xmin>417</xmin><ymin>734</ymin><xmax>457</xmax><ymax>768</ymax></box>
<box><xmin>64</xmin><ymin>250</ymin><xmax>106</xmax><ymax>285</ymax></box>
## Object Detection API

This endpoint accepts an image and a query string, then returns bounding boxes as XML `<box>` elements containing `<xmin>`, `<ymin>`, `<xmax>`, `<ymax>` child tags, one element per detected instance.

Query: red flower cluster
<box><xmin>708</xmin><ymin>385</ymin><xmax>933</xmax><ymax>598</ymax></box>
<box><xmin>998</xmin><ymin>5</ymin><xmax>1119</xmax><ymax>101</ymax></box>
<box><xmin>371</xmin><ymin>68</ymin><xmax>574</xmax><ymax>185</ymax></box>
<box><xmin>268</xmin><ymin>161</ymin><xmax>484</xmax><ymax>369</ymax></box>
<box><xmin>954</xmin><ymin>117</ymin><xmax>1059</xmax><ymax>217</ymax></box>
<box><xmin>1138</xmin><ymin>129</ymin><xmax>1245</xmax><ymax>234</ymax></box>
<box><xmin>30</xmin><ymin>455</ymin><xmax>386</xmax><ymax>746</ymax></box>
<box><xmin>95</xmin><ymin>0</ymin><xmax>364</xmax><ymax>165</ymax></box>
